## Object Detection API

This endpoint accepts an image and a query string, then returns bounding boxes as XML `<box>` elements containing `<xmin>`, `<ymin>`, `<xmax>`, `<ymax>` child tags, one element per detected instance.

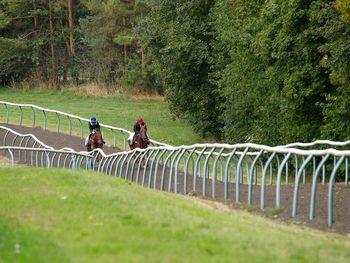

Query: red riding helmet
<box><xmin>137</xmin><ymin>116</ymin><xmax>143</xmax><ymax>123</ymax></box>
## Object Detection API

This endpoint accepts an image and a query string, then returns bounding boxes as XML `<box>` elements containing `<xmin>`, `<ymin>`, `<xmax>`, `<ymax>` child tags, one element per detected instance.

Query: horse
<box><xmin>87</xmin><ymin>128</ymin><xmax>104</xmax><ymax>152</ymax></box>
<box><xmin>128</xmin><ymin>124</ymin><xmax>148</xmax><ymax>150</ymax></box>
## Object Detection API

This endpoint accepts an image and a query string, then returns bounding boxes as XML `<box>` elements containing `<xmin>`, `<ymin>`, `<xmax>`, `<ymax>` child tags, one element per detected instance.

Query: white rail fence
<box><xmin>1</xmin><ymin>124</ymin><xmax>350</xmax><ymax>226</ymax></box>
<box><xmin>0</xmin><ymin>100</ymin><xmax>169</xmax><ymax>150</ymax></box>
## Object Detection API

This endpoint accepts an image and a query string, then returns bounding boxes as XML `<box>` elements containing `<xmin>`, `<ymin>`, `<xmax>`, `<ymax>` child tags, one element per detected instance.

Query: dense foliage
<box><xmin>1</xmin><ymin>0</ymin><xmax>350</xmax><ymax>144</ymax></box>
<box><xmin>142</xmin><ymin>0</ymin><xmax>224</xmax><ymax>137</ymax></box>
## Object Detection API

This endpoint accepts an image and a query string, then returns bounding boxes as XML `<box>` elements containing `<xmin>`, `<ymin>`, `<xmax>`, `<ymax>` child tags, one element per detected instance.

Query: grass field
<box><xmin>1</xmin><ymin>168</ymin><xmax>350</xmax><ymax>263</ymax></box>
<box><xmin>0</xmin><ymin>87</ymin><xmax>202</xmax><ymax>146</ymax></box>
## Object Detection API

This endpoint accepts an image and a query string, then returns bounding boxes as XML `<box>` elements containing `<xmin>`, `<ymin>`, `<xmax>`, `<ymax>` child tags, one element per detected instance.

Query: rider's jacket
<box><xmin>89</xmin><ymin>121</ymin><xmax>101</xmax><ymax>133</ymax></box>
<box><xmin>133</xmin><ymin>122</ymin><xmax>146</xmax><ymax>133</ymax></box>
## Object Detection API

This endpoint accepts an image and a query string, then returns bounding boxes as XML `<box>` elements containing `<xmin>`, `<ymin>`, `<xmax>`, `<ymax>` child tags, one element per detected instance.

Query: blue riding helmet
<box><xmin>90</xmin><ymin>117</ymin><xmax>97</xmax><ymax>124</ymax></box>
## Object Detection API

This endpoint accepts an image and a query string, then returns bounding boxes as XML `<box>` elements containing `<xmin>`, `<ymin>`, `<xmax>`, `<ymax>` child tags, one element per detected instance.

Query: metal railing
<box><xmin>1</xmin><ymin>125</ymin><xmax>74</xmax><ymax>152</ymax></box>
<box><xmin>0</xmin><ymin>125</ymin><xmax>100</xmax><ymax>169</ymax></box>
<box><xmin>282</xmin><ymin>140</ymin><xmax>350</xmax><ymax>150</ymax></box>
<box><xmin>1</xmin><ymin>146</ymin><xmax>99</xmax><ymax>170</ymax></box>
<box><xmin>68</xmin><ymin>144</ymin><xmax>350</xmax><ymax>226</ymax></box>
<box><xmin>1</xmin><ymin>123</ymin><xmax>349</xmax><ymax>226</ymax></box>
<box><xmin>3</xmin><ymin>100</ymin><xmax>350</xmax><ymax>153</ymax></box>
<box><xmin>0</xmin><ymin>101</ymin><xmax>169</xmax><ymax>150</ymax></box>
<box><xmin>1</xmin><ymin>100</ymin><xmax>350</xmax><ymax>227</ymax></box>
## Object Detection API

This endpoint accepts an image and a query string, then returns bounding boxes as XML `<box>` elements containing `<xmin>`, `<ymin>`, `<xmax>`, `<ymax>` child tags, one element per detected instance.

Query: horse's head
<box><xmin>134</xmin><ymin>124</ymin><xmax>148</xmax><ymax>149</ymax></box>
<box><xmin>139</xmin><ymin>125</ymin><xmax>147</xmax><ymax>141</ymax></box>
<box><xmin>91</xmin><ymin>128</ymin><xmax>103</xmax><ymax>149</ymax></box>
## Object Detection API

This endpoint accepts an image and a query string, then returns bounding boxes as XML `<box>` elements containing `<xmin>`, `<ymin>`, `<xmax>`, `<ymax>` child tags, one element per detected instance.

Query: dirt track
<box><xmin>1</xmin><ymin>123</ymin><xmax>350</xmax><ymax>236</ymax></box>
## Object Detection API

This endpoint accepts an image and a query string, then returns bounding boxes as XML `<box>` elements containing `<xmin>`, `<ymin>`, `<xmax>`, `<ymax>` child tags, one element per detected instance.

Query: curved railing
<box><xmin>0</xmin><ymin>125</ymin><xmax>77</xmax><ymax>152</ymax></box>
<box><xmin>1</xmin><ymin>146</ymin><xmax>97</xmax><ymax>169</ymax></box>
<box><xmin>283</xmin><ymin>140</ymin><xmax>350</xmax><ymax>150</ymax></box>
<box><xmin>0</xmin><ymin>100</ymin><xmax>170</xmax><ymax>150</ymax></box>
<box><xmin>0</xmin><ymin>125</ymin><xmax>102</xmax><ymax>168</ymax></box>
<box><xmin>1</xmin><ymin>101</ymin><xmax>350</xmax><ymax>227</ymax></box>
<box><xmin>0</xmin><ymin>101</ymin><xmax>260</xmax><ymax>159</ymax></box>
<box><xmin>3</xmin><ymin>100</ymin><xmax>350</xmax><ymax>152</ymax></box>
<box><xmin>1</xmin><ymin>125</ymin><xmax>349</xmax><ymax>226</ymax></box>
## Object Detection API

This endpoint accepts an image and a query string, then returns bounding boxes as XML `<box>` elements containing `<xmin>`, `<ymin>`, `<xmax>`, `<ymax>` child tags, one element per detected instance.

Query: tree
<box><xmin>0</xmin><ymin>0</ymin><xmax>35</xmax><ymax>85</ymax></box>
<box><xmin>67</xmin><ymin>0</ymin><xmax>74</xmax><ymax>56</ymax></box>
<box><xmin>210</xmin><ymin>0</ymin><xmax>265</xmax><ymax>143</ymax></box>
<box><xmin>48</xmin><ymin>0</ymin><xmax>57</xmax><ymax>87</ymax></box>
<box><xmin>0</xmin><ymin>0</ymin><xmax>90</xmax><ymax>87</ymax></box>
<box><xmin>80</xmin><ymin>0</ymin><xmax>144</xmax><ymax>86</ymax></box>
<box><xmin>142</xmin><ymin>0</ymin><xmax>224</xmax><ymax>138</ymax></box>
<box><xmin>318</xmin><ymin>1</ymin><xmax>350</xmax><ymax>140</ymax></box>
<box><xmin>210</xmin><ymin>0</ymin><xmax>348</xmax><ymax>145</ymax></box>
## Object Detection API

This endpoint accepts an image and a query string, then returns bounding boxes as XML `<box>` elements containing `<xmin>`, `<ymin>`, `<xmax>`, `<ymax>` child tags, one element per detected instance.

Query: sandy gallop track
<box><xmin>1</xmin><ymin>123</ymin><xmax>350</xmax><ymax>236</ymax></box>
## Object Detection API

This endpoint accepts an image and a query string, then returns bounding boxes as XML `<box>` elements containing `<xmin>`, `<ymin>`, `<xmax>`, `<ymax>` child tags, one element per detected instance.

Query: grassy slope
<box><xmin>0</xmin><ymin>87</ymin><xmax>202</xmax><ymax>146</ymax></box>
<box><xmin>1</xmin><ymin>168</ymin><xmax>350</xmax><ymax>263</ymax></box>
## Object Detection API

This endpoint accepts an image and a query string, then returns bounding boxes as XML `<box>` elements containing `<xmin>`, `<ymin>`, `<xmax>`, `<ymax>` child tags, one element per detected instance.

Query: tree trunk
<box><xmin>67</xmin><ymin>0</ymin><xmax>74</xmax><ymax>56</ymax></box>
<box><xmin>33</xmin><ymin>0</ymin><xmax>41</xmax><ymax>83</ymax></box>
<box><xmin>67</xmin><ymin>0</ymin><xmax>78</xmax><ymax>85</ymax></box>
<box><xmin>48</xmin><ymin>0</ymin><xmax>57</xmax><ymax>88</ymax></box>
<box><xmin>123</xmin><ymin>16</ymin><xmax>128</xmax><ymax>63</ymax></box>
<box><xmin>141</xmin><ymin>47</ymin><xmax>145</xmax><ymax>72</ymax></box>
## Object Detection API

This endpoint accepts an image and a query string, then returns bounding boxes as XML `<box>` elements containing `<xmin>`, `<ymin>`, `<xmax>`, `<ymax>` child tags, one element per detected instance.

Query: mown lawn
<box><xmin>0</xmin><ymin>87</ymin><xmax>202</xmax><ymax>146</ymax></box>
<box><xmin>1</xmin><ymin>168</ymin><xmax>350</xmax><ymax>263</ymax></box>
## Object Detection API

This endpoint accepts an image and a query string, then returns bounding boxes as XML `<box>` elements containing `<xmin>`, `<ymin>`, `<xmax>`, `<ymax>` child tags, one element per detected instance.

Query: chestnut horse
<box><xmin>87</xmin><ymin>128</ymin><xmax>104</xmax><ymax>152</ymax></box>
<box><xmin>129</xmin><ymin>124</ymin><xmax>148</xmax><ymax>150</ymax></box>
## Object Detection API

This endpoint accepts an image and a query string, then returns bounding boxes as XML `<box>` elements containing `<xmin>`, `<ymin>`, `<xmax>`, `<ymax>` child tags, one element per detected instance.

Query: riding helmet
<box><xmin>91</xmin><ymin>117</ymin><xmax>97</xmax><ymax>124</ymax></box>
<box><xmin>137</xmin><ymin>116</ymin><xmax>143</xmax><ymax>123</ymax></box>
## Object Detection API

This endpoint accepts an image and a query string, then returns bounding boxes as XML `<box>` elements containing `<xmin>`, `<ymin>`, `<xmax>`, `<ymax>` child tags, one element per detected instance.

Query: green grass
<box><xmin>0</xmin><ymin>87</ymin><xmax>202</xmax><ymax>146</ymax></box>
<box><xmin>1</xmin><ymin>168</ymin><xmax>350</xmax><ymax>263</ymax></box>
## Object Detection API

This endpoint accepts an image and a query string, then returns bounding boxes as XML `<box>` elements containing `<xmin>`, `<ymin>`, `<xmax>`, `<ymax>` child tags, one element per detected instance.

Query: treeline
<box><xmin>0</xmin><ymin>0</ymin><xmax>151</xmax><ymax>89</ymax></box>
<box><xmin>1</xmin><ymin>0</ymin><xmax>350</xmax><ymax>145</ymax></box>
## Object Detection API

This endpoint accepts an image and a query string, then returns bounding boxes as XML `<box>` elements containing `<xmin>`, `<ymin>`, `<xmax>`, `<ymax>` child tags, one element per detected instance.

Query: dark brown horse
<box><xmin>129</xmin><ymin>124</ymin><xmax>148</xmax><ymax>150</ymax></box>
<box><xmin>87</xmin><ymin>128</ymin><xmax>104</xmax><ymax>152</ymax></box>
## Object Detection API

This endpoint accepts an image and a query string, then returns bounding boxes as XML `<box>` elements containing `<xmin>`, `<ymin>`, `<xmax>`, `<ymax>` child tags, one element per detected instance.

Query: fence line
<box><xmin>3</xmin><ymin>100</ymin><xmax>350</xmax><ymax>152</ymax></box>
<box><xmin>1</xmin><ymin>100</ymin><xmax>350</xmax><ymax>227</ymax></box>
<box><xmin>0</xmin><ymin>100</ymin><xmax>169</xmax><ymax>150</ymax></box>
<box><xmin>1</xmin><ymin>125</ymin><xmax>350</xmax><ymax>226</ymax></box>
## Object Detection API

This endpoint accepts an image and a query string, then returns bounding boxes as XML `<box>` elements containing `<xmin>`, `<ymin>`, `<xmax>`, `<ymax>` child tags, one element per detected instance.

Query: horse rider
<box><xmin>85</xmin><ymin>117</ymin><xmax>105</xmax><ymax>146</ymax></box>
<box><xmin>132</xmin><ymin>116</ymin><xmax>150</xmax><ymax>145</ymax></box>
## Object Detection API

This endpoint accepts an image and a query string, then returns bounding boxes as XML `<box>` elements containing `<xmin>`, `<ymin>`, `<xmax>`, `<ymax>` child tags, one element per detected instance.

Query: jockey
<box><xmin>89</xmin><ymin>117</ymin><xmax>100</xmax><ymax>133</ymax></box>
<box><xmin>132</xmin><ymin>116</ymin><xmax>149</xmax><ymax>145</ymax></box>
<box><xmin>85</xmin><ymin>117</ymin><xmax>104</xmax><ymax>146</ymax></box>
